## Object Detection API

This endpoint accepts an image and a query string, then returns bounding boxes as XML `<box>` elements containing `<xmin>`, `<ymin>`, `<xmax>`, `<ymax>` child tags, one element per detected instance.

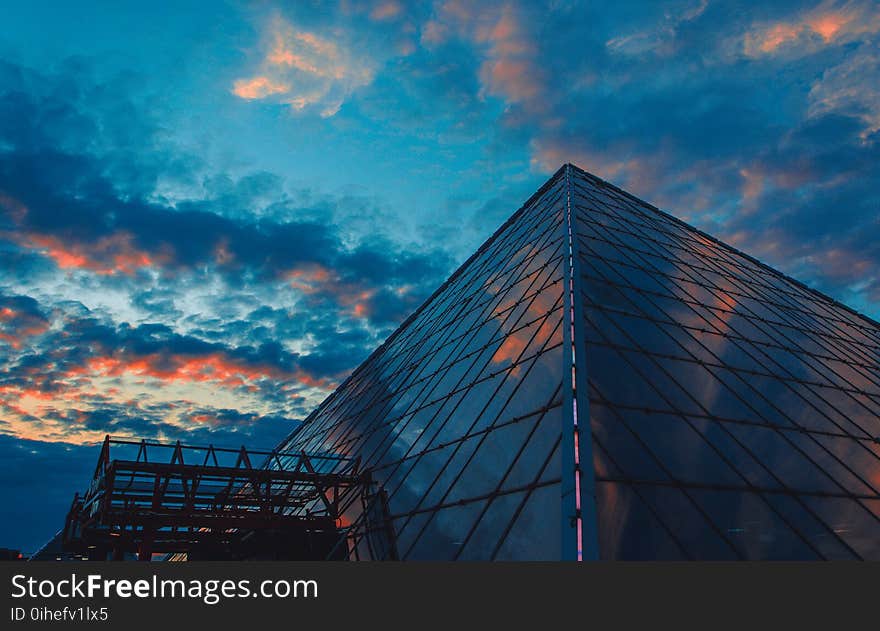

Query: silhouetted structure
<box><xmin>62</xmin><ymin>437</ymin><xmax>376</xmax><ymax>560</ymax></box>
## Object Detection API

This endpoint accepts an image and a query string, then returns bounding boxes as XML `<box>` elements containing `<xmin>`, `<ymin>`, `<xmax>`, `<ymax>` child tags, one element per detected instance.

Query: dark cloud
<box><xmin>0</xmin><ymin>435</ymin><xmax>97</xmax><ymax>554</ymax></box>
<box><xmin>0</xmin><ymin>56</ymin><xmax>457</xmax><ymax>531</ymax></box>
<box><xmin>0</xmin><ymin>59</ymin><xmax>451</xmax><ymax>321</ymax></box>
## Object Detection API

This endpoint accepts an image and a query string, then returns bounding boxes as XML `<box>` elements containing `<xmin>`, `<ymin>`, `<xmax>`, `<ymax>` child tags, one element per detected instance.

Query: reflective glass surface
<box><xmin>275</xmin><ymin>164</ymin><xmax>880</xmax><ymax>560</ymax></box>
<box><xmin>571</xmin><ymin>165</ymin><xmax>880</xmax><ymax>560</ymax></box>
<box><xmin>277</xmin><ymin>174</ymin><xmax>568</xmax><ymax>560</ymax></box>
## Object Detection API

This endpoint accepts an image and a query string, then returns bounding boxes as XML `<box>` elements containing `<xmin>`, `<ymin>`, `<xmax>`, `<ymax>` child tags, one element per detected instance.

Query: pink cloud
<box><xmin>739</xmin><ymin>167</ymin><xmax>765</xmax><ymax>201</ymax></box>
<box><xmin>286</xmin><ymin>264</ymin><xmax>377</xmax><ymax>319</ymax></box>
<box><xmin>420</xmin><ymin>19</ymin><xmax>448</xmax><ymax>45</ymax></box>
<box><xmin>743</xmin><ymin>1</ymin><xmax>880</xmax><ymax>57</ymax></box>
<box><xmin>18</xmin><ymin>231</ymin><xmax>158</xmax><ymax>276</ymax></box>
<box><xmin>232</xmin><ymin>76</ymin><xmax>290</xmax><ymax>100</ymax></box>
<box><xmin>480</xmin><ymin>58</ymin><xmax>541</xmax><ymax>103</ymax></box>
<box><xmin>370</xmin><ymin>1</ymin><xmax>403</xmax><ymax>21</ymax></box>
<box><xmin>530</xmin><ymin>138</ymin><xmax>655</xmax><ymax>190</ymax></box>
<box><xmin>0</xmin><ymin>192</ymin><xmax>28</xmax><ymax>223</ymax></box>
<box><xmin>422</xmin><ymin>2</ymin><xmax>545</xmax><ymax>109</ymax></box>
<box><xmin>0</xmin><ymin>307</ymin><xmax>49</xmax><ymax>350</ymax></box>
<box><xmin>232</xmin><ymin>13</ymin><xmax>375</xmax><ymax>117</ymax></box>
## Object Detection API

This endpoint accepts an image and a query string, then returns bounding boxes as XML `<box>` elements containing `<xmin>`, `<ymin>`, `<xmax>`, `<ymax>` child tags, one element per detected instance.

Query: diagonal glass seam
<box><xmin>564</xmin><ymin>163</ymin><xmax>600</xmax><ymax>560</ymax></box>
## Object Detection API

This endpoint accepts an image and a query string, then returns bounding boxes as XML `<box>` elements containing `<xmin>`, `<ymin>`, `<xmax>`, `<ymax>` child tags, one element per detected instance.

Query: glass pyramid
<box><xmin>276</xmin><ymin>164</ymin><xmax>880</xmax><ymax>560</ymax></box>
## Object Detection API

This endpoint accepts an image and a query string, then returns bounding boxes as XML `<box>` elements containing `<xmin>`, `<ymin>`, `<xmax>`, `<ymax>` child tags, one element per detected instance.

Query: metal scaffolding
<box><xmin>63</xmin><ymin>436</ymin><xmax>372</xmax><ymax>560</ymax></box>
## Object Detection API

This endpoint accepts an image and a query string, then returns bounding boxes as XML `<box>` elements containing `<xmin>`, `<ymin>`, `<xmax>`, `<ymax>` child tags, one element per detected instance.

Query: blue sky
<box><xmin>1</xmin><ymin>0</ymin><xmax>878</xmax><ymax>553</ymax></box>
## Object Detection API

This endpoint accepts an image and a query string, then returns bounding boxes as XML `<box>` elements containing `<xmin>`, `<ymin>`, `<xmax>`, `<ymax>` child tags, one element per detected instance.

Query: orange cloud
<box><xmin>0</xmin><ymin>306</ymin><xmax>49</xmax><ymax>349</ymax></box>
<box><xmin>743</xmin><ymin>1</ymin><xmax>880</xmax><ymax>57</ymax></box>
<box><xmin>754</xmin><ymin>23</ymin><xmax>804</xmax><ymax>53</ymax></box>
<box><xmin>739</xmin><ymin>167</ymin><xmax>764</xmax><ymax>201</ymax></box>
<box><xmin>420</xmin><ymin>19</ymin><xmax>447</xmax><ymax>45</ymax></box>
<box><xmin>423</xmin><ymin>2</ymin><xmax>544</xmax><ymax>109</ymax></box>
<box><xmin>286</xmin><ymin>264</ymin><xmax>378</xmax><ymax>319</ymax></box>
<box><xmin>481</xmin><ymin>58</ymin><xmax>540</xmax><ymax>103</ymax></box>
<box><xmin>17</xmin><ymin>231</ymin><xmax>157</xmax><ymax>276</ymax></box>
<box><xmin>267</xmin><ymin>30</ymin><xmax>343</xmax><ymax>78</ymax></box>
<box><xmin>477</xmin><ymin>5</ymin><xmax>543</xmax><ymax>106</ymax></box>
<box><xmin>530</xmin><ymin>138</ymin><xmax>654</xmax><ymax>191</ymax></box>
<box><xmin>286</xmin><ymin>264</ymin><xmax>333</xmax><ymax>293</ymax></box>
<box><xmin>338</xmin><ymin>289</ymin><xmax>376</xmax><ymax>319</ymax></box>
<box><xmin>809</xmin><ymin>12</ymin><xmax>849</xmax><ymax>40</ymax></box>
<box><xmin>232</xmin><ymin>76</ymin><xmax>290</xmax><ymax>100</ymax></box>
<box><xmin>233</xmin><ymin>13</ymin><xmax>375</xmax><ymax>117</ymax></box>
<box><xmin>67</xmin><ymin>352</ymin><xmax>327</xmax><ymax>390</ymax></box>
<box><xmin>0</xmin><ymin>334</ymin><xmax>337</xmax><ymax>444</ymax></box>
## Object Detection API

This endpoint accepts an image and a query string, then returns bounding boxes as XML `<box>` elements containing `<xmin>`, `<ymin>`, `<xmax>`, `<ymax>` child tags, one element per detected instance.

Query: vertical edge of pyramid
<box><xmin>561</xmin><ymin>164</ymin><xmax>601</xmax><ymax>560</ymax></box>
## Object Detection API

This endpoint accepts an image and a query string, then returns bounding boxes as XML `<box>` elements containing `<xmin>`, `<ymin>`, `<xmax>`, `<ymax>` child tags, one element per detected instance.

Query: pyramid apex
<box><xmin>561</xmin><ymin>161</ymin><xmax>588</xmax><ymax>176</ymax></box>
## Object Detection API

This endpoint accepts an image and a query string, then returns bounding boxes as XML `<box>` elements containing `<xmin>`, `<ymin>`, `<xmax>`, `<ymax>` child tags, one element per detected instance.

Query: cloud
<box><xmin>0</xmin><ymin>68</ymin><xmax>450</xmax><ymax>320</ymax></box>
<box><xmin>422</xmin><ymin>2</ymin><xmax>545</xmax><ymax>110</ymax></box>
<box><xmin>0</xmin><ymin>294</ymin><xmax>50</xmax><ymax>349</ymax></box>
<box><xmin>231</xmin><ymin>76</ymin><xmax>291</xmax><ymax>100</ymax></box>
<box><xmin>488</xmin><ymin>1</ymin><xmax>880</xmax><ymax>321</ymax></box>
<box><xmin>606</xmin><ymin>0</ymin><xmax>709</xmax><ymax>57</ymax></box>
<box><xmin>0</xmin><ymin>56</ymin><xmax>456</xmax><ymax>456</ymax></box>
<box><xmin>808</xmin><ymin>42</ymin><xmax>880</xmax><ymax>137</ymax></box>
<box><xmin>232</xmin><ymin>13</ymin><xmax>376</xmax><ymax>117</ymax></box>
<box><xmin>370</xmin><ymin>1</ymin><xmax>404</xmax><ymax>22</ymax></box>
<box><xmin>742</xmin><ymin>0</ymin><xmax>880</xmax><ymax>57</ymax></box>
<box><xmin>0</xmin><ymin>298</ymin><xmax>319</xmax><ymax>445</ymax></box>
<box><xmin>2</xmin><ymin>0</ymin><xmax>880</xmax><ymax>555</ymax></box>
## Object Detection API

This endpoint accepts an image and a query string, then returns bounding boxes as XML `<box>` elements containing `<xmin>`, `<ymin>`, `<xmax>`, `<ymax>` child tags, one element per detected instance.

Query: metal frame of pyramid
<box><xmin>275</xmin><ymin>164</ymin><xmax>880</xmax><ymax>560</ymax></box>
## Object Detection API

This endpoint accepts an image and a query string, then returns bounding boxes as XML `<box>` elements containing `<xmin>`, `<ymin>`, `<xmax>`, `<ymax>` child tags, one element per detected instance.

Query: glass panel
<box><xmin>802</xmin><ymin>497</ymin><xmax>880</xmax><ymax>560</ymax></box>
<box><xmin>595</xmin><ymin>482</ymin><xmax>686</xmax><ymax>560</ymax></box>
<box><xmin>276</xmin><ymin>174</ymin><xmax>569</xmax><ymax>559</ymax></box>
<box><xmin>635</xmin><ymin>485</ymin><xmax>739</xmax><ymax>559</ymax></box>
<box><xmin>494</xmin><ymin>483</ymin><xmax>562</xmax><ymax>560</ymax></box>
<box><xmin>688</xmin><ymin>489</ymin><xmax>819</xmax><ymax>560</ymax></box>
<box><xmin>574</xmin><ymin>164</ymin><xmax>880</xmax><ymax>560</ymax></box>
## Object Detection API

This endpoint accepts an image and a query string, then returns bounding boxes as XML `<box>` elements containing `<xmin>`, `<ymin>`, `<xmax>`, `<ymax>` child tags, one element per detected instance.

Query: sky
<box><xmin>1</xmin><ymin>0</ymin><xmax>878</xmax><ymax>553</ymax></box>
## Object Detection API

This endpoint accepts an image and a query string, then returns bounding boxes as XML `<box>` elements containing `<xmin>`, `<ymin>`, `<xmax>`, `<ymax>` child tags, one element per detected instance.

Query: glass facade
<box><xmin>277</xmin><ymin>170</ymin><xmax>569</xmax><ymax>560</ymax></box>
<box><xmin>277</xmin><ymin>164</ymin><xmax>880</xmax><ymax>560</ymax></box>
<box><xmin>571</xmin><ymin>165</ymin><xmax>880</xmax><ymax>560</ymax></box>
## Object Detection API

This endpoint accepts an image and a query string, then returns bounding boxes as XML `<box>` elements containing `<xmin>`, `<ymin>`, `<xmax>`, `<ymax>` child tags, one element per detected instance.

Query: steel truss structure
<box><xmin>63</xmin><ymin>436</ymin><xmax>379</xmax><ymax>560</ymax></box>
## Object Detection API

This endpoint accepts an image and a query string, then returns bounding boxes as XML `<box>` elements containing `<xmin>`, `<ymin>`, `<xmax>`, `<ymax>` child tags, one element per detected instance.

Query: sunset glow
<box><xmin>1</xmin><ymin>0</ymin><xmax>878</xmax><ymax>555</ymax></box>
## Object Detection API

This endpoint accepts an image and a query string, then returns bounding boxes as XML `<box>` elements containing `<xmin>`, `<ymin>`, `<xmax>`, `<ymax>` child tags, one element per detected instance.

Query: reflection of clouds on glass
<box><xmin>275</xmin><ymin>174</ymin><xmax>568</xmax><ymax>559</ymax></box>
<box><xmin>571</xmin><ymin>165</ymin><xmax>880</xmax><ymax>560</ymax></box>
